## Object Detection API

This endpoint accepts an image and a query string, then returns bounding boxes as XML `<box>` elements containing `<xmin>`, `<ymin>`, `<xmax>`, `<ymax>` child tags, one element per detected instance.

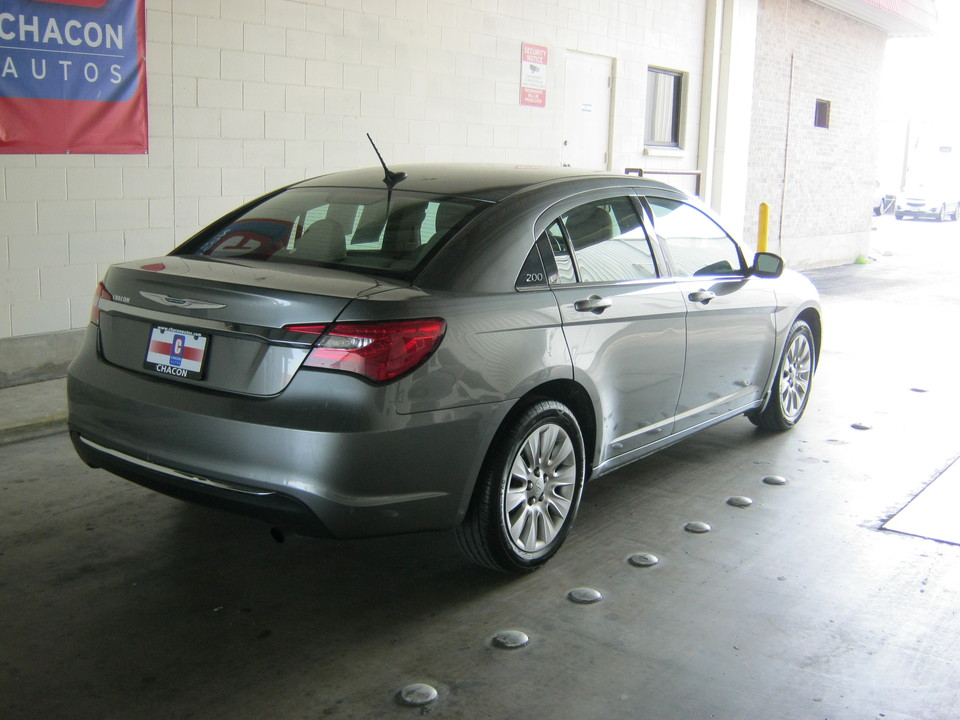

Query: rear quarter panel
<box><xmin>336</xmin><ymin>289</ymin><xmax>573</xmax><ymax>415</ymax></box>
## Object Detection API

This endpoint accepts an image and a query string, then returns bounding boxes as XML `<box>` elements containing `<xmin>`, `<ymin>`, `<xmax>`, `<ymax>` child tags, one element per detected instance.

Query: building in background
<box><xmin>0</xmin><ymin>0</ymin><xmax>939</xmax><ymax>385</ymax></box>
<box><xmin>741</xmin><ymin>0</ymin><xmax>936</xmax><ymax>268</ymax></box>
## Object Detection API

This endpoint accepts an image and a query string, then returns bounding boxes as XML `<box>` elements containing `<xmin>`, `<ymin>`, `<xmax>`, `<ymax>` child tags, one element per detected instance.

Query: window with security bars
<box><xmin>815</xmin><ymin>99</ymin><xmax>831</xmax><ymax>129</ymax></box>
<box><xmin>645</xmin><ymin>68</ymin><xmax>684</xmax><ymax>147</ymax></box>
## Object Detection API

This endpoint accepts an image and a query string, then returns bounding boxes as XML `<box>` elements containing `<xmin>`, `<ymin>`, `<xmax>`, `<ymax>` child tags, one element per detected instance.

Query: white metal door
<box><xmin>561</xmin><ymin>52</ymin><xmax>613</xmax><ymax>170</ymax></box>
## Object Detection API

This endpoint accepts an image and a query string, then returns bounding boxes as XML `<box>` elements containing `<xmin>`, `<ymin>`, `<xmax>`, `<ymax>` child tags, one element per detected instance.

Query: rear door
<box><xmin>540</xmin><ymin>192</ymin><xmax>686</xmax><ymax>464</ymax></box>
<box><xmin>644</xmin><ymin>196</ymin><xmax>778</xmax><ymax>432</ymax></box>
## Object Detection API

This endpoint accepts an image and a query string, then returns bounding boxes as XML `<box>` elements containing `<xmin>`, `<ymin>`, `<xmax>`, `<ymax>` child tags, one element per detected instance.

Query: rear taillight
<box><xmin>90</xmin><ymin>282</ymin><xmax>112</xmax><ymax>325</ymax></box>
<box><xmin>287</xmin><ymin>319</ymin><xmax>445</xmax><ymax>383</ymax></box>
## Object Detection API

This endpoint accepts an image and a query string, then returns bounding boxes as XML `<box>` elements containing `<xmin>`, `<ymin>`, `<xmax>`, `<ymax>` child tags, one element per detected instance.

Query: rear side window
<box><xmin>177</xmin><ymin>187</ymin><xmax>487</xmax><ymax>279</ymax></box>
<box><xmin>645</xmin><ymin>197</ymin><xmax>744</xmax><ymax>277</ymax></box>
<box><xmin>542</xmin><ymin>196</ymin><xmax>657</xmax><ymax>284</ymax></box>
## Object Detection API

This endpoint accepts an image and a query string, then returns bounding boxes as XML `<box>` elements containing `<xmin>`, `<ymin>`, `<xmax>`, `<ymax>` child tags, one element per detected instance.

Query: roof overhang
<box><xmin>808</xmin><ymin>0</ymin><xmax>938</xmax><ymax>36</ymax></box>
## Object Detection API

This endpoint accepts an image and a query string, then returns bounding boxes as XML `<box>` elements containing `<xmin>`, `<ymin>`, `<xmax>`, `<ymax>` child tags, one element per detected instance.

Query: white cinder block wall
<box><xmin>0</xmin><ymin>0</ymin><xmax>706</xmax><ymax>354</ymax></box>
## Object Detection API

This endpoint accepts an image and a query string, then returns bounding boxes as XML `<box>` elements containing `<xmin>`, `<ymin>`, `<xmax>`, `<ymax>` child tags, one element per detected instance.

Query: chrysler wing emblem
<box><xmin>140</xmin><ymin>291</ymin><xmax>227</xmax><ymax>310</ymax></box>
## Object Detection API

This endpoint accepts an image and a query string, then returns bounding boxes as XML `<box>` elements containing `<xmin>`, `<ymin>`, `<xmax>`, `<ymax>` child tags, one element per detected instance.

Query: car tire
<box><xmin>456</xmin><ymin>399</ymin><xmax>585</xmax><ymax>573</ymax></box>
<box><xmin>895</xmin><ymin>211</ymin><xmax>904</xmax><ymax>220</ymax></box>
<box><xmin>952</xmin><ymin>203</ymin><xmax>960</xmax><ymax>221</ymax></box>
<box><xmin>751</xmin><ymin>320</ymin><xmax>816</xmax><ymax>431</ymax></box>
<box><xmin>937</xmin><ymin>204</ymin><xmax>946</xmax><ymax>222</ymax></box>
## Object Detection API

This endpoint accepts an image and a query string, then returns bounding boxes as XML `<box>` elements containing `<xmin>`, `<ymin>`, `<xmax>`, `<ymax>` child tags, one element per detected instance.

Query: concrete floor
<box><xmin>2</xmin><ymin>216</ymin><xmax>959</xmax><ymax>719</ymax></box>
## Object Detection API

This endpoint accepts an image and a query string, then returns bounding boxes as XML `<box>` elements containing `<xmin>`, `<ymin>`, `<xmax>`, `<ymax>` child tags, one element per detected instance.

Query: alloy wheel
<box><xmin>504</xmin><ymin>422</ymin><xmax>578</xmax><ymax>552</ymax></box>
<box><xmin>778</xmin><ymin>331</ymin><xmax>813</xmax><ymax>422</ymax></box>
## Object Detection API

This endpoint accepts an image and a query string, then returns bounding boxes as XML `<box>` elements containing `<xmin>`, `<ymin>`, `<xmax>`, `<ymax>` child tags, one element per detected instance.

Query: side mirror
<box><xmin>751</xmin><ymin>251</ymin><xmax>784</xmax><ymax>278</ymax></box>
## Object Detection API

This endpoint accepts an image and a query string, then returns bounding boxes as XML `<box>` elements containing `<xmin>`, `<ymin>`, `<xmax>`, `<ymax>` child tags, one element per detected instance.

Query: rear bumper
<box><xmin>67</xmin><ymin>327</ymin><xmax>507</xmax><ymax>539</ymax></box>
<box><xmin>71</xmin><ymin>432</ymin><xmax>334</xmax><ymax>537</ymax></box>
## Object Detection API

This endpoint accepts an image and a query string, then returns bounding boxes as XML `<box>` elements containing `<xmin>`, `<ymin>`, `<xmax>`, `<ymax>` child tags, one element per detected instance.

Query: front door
<box><xmin>645</xmin><ymin>196</ymin><xmax>778</xmax><ymax>432</ymax></box>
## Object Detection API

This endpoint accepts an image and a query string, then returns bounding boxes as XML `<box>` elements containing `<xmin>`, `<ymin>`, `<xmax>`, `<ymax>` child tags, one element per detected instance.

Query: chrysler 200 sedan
<box><xmin>68</xmin><ymin>164</ymin><xmax>821</xmax><ymax>573</ymax></box>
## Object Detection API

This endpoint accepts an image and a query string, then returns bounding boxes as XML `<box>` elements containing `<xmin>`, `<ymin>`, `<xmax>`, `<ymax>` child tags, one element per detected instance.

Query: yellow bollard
<box><xmin>757</xmin><ymin>202</ymin><xmax>769</xmax><ymax>254</ymax></box>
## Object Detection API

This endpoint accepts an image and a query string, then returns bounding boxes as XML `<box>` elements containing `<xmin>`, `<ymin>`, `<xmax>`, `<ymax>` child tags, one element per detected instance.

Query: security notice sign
<box><xmin>0</xmin><ymin>0</ymin><xmax>148</xmax><ymax>154</ymax></box>
<box><xmin>520</xmin><ymin>42</ymin><xmax>547</xmax><ymax>108</ymax></box>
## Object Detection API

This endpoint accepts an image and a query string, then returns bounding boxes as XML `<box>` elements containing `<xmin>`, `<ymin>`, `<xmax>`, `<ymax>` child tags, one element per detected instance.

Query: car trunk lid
<box><xmin>95</xmin><ymin>256</ymin><xmax>407</xmax><ymax>396</ymax></box>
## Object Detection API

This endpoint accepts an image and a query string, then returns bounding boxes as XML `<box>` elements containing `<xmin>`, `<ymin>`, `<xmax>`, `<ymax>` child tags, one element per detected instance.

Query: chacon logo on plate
<box><xmin>0</xmin><ymin>0</ymin><xmax>140</xmax><ymax>102</ymax></box>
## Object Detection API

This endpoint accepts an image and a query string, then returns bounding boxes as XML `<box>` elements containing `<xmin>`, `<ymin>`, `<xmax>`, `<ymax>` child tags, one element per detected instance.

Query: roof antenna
<box><xmin>367</xmin><ymin>133</ymin><xmax>407</xmax><ymax>189</ymax></box>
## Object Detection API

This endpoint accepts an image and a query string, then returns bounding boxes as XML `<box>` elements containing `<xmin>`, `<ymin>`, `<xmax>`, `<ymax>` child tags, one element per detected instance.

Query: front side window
<box><xmin>645</xmin><ymin>68</ymin><xmax>684</xmax><ymax>147</ymax></box>
<box><xmin>176</xmin><ymin>187</ymin><xmax>487</xmax><ymax>279</ymax></box>
<box><xmin>646</xmin><ymin>197</ymin><xmax>744</xmax><ymax>277</ymax></box>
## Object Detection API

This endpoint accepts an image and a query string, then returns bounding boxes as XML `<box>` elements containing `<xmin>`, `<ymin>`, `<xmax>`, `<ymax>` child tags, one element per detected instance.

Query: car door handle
<box><xmin>574</xmin><ymin>295</ymin><xmax>612</xmax><ymax>314</ymax></box>
<box><xmin>688</xmin><ymin>290</ymin><xmax>716</xmax><ymax>304</ymax></box>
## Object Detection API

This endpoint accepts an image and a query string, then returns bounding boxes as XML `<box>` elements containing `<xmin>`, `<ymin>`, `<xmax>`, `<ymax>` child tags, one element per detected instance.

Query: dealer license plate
<box><xmin>144</xmin><ymin>326</ymin><xmax>209</xmax><ymax>380</ymax></box>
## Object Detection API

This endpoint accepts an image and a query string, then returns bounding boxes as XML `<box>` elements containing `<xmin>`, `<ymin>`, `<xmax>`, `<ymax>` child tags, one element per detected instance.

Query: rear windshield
<box><xmin>176</xmin><ymin>187</ymin><xmax>489</xmax><ymax>278</ymax></box>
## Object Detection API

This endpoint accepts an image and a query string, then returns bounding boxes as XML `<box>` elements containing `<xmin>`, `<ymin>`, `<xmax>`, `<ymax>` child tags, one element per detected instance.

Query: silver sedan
<box><xmin>68</xmin><ymin>164</ymin><xmax>821</xmax><ymax>572</ymax></box>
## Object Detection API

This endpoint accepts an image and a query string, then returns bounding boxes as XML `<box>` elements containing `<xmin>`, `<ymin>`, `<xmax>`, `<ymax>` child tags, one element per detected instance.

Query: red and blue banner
<box><xmin>0</xmin><ymin>0</ymin><xmax>147</xmax><ymax>154</ymax></box>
